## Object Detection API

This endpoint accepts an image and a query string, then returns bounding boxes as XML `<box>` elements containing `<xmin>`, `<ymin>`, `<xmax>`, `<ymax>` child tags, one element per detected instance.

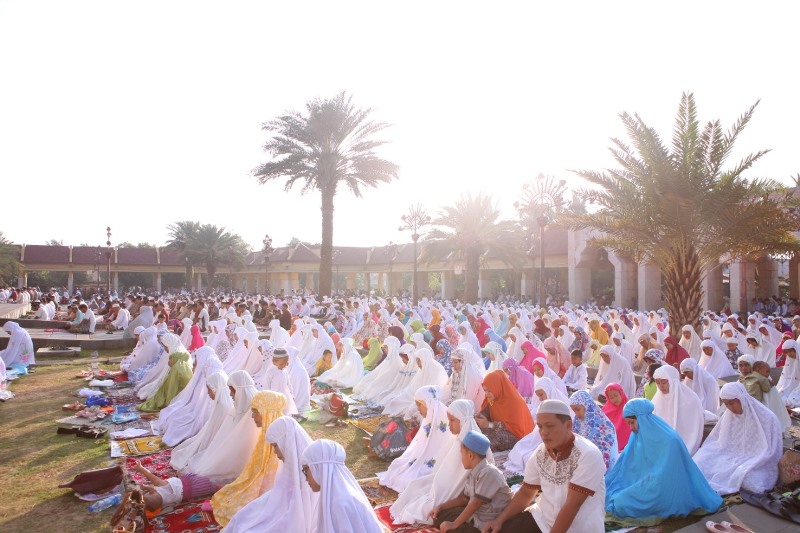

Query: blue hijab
<box><xmin>605</xmin><ymin>398</ymin><xmax>721</xmax><ymax>524</ymax></box>
<box><xmin>485</xmin><ymin>329</ymin><xmax>507</xmax><ymax>352</ymax></box>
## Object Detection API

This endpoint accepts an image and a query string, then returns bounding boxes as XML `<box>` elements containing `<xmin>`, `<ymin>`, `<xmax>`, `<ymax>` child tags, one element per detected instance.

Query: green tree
<box><xmin>166</xmin><ymin>222</ymin><xmax>248</xmax><ymax>291</ymax></box>
<box><xmin>563</xmin><ymin>92</ymin><xmax>799</xmax><ymax>333</ymax></box>
<box><xmin>421</xmin><ymin>193</ymin><xmax>521</xmax><ymax>303</ymax></box>
<box><xmin>254</xmin><ymin>91</ymin><xmax>399</xmax><ymax>297</ymax></box>
<box><xmin>0</xmin><ymin>233</ymin><xmax>21</xmax><ymax>286</ymax></box>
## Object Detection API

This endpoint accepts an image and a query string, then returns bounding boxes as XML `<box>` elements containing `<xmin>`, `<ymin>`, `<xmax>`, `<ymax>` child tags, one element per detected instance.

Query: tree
<box><xmin>118</xmin><ymin>241</ymin><xmax>156</xmax><ymax>249</ymax></box>
<box><xmin>421</xmin><ymin>193</ymin><xmax>521</xmax><ymax>303</ymax></box>
<box><xmin>563</xmin><ymin>92</ymin><xmax>799</xmax><ymax>333</ymax></box>
<box><xmin>46</xmin><ymin>239</ymin><xmax>64</xmax><ymax>246</ymax></box>
<box><xmin>166</xmin><ymin>221</ymin><xmax>248</xmax><ymax>291</ymax></box>
<box><xmin>0</xmin><ymin>233</ymin><xmax>21</xmax><ymax>286</ymax></box>
<box><xmin>254</xmin><ymin>91</ymin><xmax>399</xmax><ymax>297</ymax></box>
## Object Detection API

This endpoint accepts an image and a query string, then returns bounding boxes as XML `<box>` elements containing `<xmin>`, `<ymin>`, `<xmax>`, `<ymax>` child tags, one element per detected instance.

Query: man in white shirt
<box><xmin>483</xmin><ymin>399</ymin><xmax>606</xmax><ymax>533</ymax></box>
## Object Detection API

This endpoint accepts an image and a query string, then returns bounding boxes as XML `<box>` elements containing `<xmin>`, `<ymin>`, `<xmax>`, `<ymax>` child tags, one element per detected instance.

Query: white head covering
<box><xmin>123</xmin><ymin>326</ymin><xmax>158</xmax><ymax>372</ymax></box>
<box><xmin>221</xmin><ymin>416</ymin><xmax>317</xmax><ymax>533</ymax></box>
<box><xmin>302</xmin><ymin>440</ymin><xmax>384</xmax><ymax>533</ymax></box>
<box><xmin>377</xmin><ymin>385</ymin><xmax>455</xmax><ymax>493</ymax></box>
<box><xmin>389</xmin><ymin>399</ymin><xmax>493</xmax><ymax>524</ymax></box>
<box><xmin>530</xmin><ymin>377</ymin><xmax>571</xmax><ymax>415</ymax></box>
<box><xmin>679</xmin><ymin>324</ymin><xmax>704</xmax><ymax>361</ymax></box>
<box><xmin>444</xmin><ymin>348</ymin><xmax>486</xmax><ymax>411</ymax></box>
<box><xmin>484</xmin><ymin>341</ymin><xmax>509</xmax><ymax>373</ymax></box>
<box><xmin>352</xmin><ymin>337</ymin><xmax>400</xmax><ymax>403</ymax></box>
<box><xmin>251</xmin><ymin>339</ymin><xmax>276</xmax><ymax>389</ymax></box>
<box><xmin>0</xmin><ymin>321</ymin><xmax>33</xmax><ymax>367</ymax></box>
<box><xmin>170</xmin><ymin>370</ymin><xmax>234</xmax><ymax>471</ymax></box>
<box><xmin>506</xmin><ymin>326</ymin><xmax>527</xmax><ymax>361</ymax></box>
<box><xmin>777</xmin><ymin>339</ymin><xmax>800</xmax><ymax>403</ymax></box>
<box><xmin>179</xmin><ymin>317</ymin><xmax>194</xmax><ymax>347</ymax></box>
<box><xmin>591</xmin><ymin>345</ymin><xmax>637</xmax><ymax>400</ymax></box>
<box><xmin>285</xmin><ymin>346</ymin><xmax>311</xmax><ymax>415</ymax></box>
<box><xmin>652</xmin><ymin>365</ymin><xmax>705</xmax><ymax>455</ymax></box>
<box><xmin>135</xmin><ymin>332</ymin><xmax>186</xmax><ymax>400</ymax></box>
<box><xmin>382</xmin><ymin>348</ymin><xmax>448</xmax><ymax>417</ymax></box>
<box><xmin>318</xmin><ymin>338</ymin><xmax>364</xmax><ymax>388</ymax></box>
<box><xmin>268</xmin><ymin>319</ymin><xmax>290</xmax><ymax>348</ymax></box>
<box><xmin>222</xmin><ymin>326</ymin><xmax>251</xmax><ymax>373</ymax></box>
<box><xmin>694</xmin><ymin>382</ymin><xmax>783</xmax><ymax>494</ymax></box>
<box><xmin>699</xmin><ymin>340</ymin><xmax>737</xmax><ymax>379</ymax></box>
<box><xmin>679</xmin><ymin>357</ymin><xmax>720</xmax><ymax>413</ymax></box>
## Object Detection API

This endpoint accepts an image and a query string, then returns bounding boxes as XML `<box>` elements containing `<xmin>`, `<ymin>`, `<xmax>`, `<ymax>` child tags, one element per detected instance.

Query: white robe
<box><xmin>317</xmin><ymin>339</ymin><xmax>364</xmax><ymax>389</ymax></box>
<box><xmin>652</xmin><ymin>365</ymin><xmax>705</xmax><ymax>455</ymax></box>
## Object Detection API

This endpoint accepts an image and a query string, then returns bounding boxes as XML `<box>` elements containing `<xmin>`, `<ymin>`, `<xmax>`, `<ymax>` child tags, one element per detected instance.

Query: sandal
<box><xmin>62</xmin><ymin>401</ymin><xmax>84</xmax><ymax>411</ymax></box>
<box><xmin>720</xmin><ymin>522</ymin><xmax>755</xmax><ymax>533</ymax></box>
<box><xmin>76</xmin><ymin>427</ymin><xmax>107</xmax><ymax>439</ymax></box>
<box><xmin>75</xmin><ymin>370</ymin><xmax>93</xmax><ymax>378</ymax></box>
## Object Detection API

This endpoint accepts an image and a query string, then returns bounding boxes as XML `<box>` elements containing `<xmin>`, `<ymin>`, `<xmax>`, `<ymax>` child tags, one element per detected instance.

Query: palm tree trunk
<box><xmin>206</xmin><ymin>264</ymin><xmax>217</xmax><ymax>292</ymax></box>
<box><xmin>465</xmin><ymin>251</ymin><xmax>480</xmax><ymax>303</ymax></box>
<box><xmin>661</xmin><ymin>244</ymin><xmax>704</xmax><ymax>336</ymax></box>
<box><xmin>319</xmin><ymin>187</ymin><xmax>335</xmax><ymax>297</ymax></box>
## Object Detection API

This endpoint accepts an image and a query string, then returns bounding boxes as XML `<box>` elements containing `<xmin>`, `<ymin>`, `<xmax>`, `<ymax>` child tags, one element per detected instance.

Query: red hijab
<box><xmin>601</xmin><ymin>382</ymin><xmax>631</xmax><ymax>450</ymax></box>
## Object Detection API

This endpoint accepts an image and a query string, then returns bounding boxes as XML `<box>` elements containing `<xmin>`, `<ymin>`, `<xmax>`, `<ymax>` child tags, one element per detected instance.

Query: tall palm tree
<box><xmin>563</xmin><ymin>92</ymin><xmax>799</xmax><ymax>333</ymax></box>
<box><xmin>253</xmin><ymin>91</ymin><xmax>399</xmax><ymax>297</ymax></box>
<box><xmin>422</xmin><ymin>193</ymin><xmax>521</xmax><ymax>303</ymax></box>
<box><xmin>166</xmin><ymin>222</ymin><xmax>248</xmax><ymax>291</ymax></box>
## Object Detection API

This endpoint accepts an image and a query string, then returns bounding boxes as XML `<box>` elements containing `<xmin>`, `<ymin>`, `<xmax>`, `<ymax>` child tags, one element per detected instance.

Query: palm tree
<box><xmin>166</xmin><ymin>222</ymin><xmax>248</xmax><ymax>291</ymax></box>
<box><xmin>0</xmin><ymin>232</ymin><xmax>20</xmax><ymax>286</ymax></box>
<box><xmin>563</xmin><ymin>92</ymin><xmax>799</xmax><ymax>334</ymax></box>
<box><xmin>253</xmin><ymin>91</ymin><xmax>399</xmax><ymax>297</ymax></box>
<box><xmin>422</xmin><ymin>193</ymin><xmax>521</xmax><ymax>303</ymax></box>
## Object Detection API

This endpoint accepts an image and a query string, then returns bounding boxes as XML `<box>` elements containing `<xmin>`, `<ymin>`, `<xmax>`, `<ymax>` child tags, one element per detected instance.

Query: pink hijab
<box><xmin>188</xmin><ymin>325</ymin><xmax>205</xmax><ymax>352</ymax></box>
<box><xmin>519</xmin><ymin>340</ymin><xmax>546</xmax><ymax>374</ymax></box>
<box><xmin>502</xmin><ymin>358</ymin><xmax>535</xmax><ymax>399</ymax></box>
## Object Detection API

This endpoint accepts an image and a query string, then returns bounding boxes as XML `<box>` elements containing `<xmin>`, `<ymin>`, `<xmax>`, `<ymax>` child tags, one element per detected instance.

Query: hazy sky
<box><xmin>2</xmin><ymin>1</ymin><xmax>798</xmax><ymax>251</ymax></box>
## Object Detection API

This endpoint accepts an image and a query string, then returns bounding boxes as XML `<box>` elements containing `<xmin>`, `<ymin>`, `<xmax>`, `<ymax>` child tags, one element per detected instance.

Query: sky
<box><xmin>2</xmin><ymin>1</ymin><xmax>799</xmax><ymax>251</ymax></box>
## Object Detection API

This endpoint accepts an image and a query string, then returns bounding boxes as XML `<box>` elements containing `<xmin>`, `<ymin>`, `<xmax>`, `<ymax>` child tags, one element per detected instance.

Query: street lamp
<box><xmin>105</xmin><ymin>227</ymin><xmax>112</xmax><ymax>295</ymax></box>
<box><xmin>262</xmin><ymin>234</ymin><xmax>274</xmax><ymax>295</ymax></box>
<box><xmin>332</xmin><ymin>249</ymin><xmax>342</xmax><ymax>294</ymax></box>
<box><xmin>95</xmin><ymin>248</ymin><xmax>102</xmax><ymax>291</ymax></box>
<box><xmin>514</xmin><ymin>174</ymin><xmax>567</xmax><ymax>307</ymax></box>
<box><xmin>399</xmin><ymin>204</ymin><xmax>431</xmax><ymax>305</ymax></box>
<box><xmin>385</xmin><ymin>241</ymin><xmax>398</xmax><ymax>296</ymax></box>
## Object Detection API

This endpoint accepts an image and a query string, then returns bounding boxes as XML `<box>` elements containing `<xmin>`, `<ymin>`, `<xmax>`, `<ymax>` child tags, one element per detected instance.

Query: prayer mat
<box><xmin>108</xmin><ymin>393</ymin><xmax>141</xmax><ymax>406</ymax></box>
<box><xmin>55</xmin><ymin>415</ymin><xmax>104</xmax><ymax>428</ymax></box>
<box><xmin>359</xmin><ymin>477</ymin><xmax>398</xmax><ymax>506</ymax></box>
<box><xmin>109</xmin><ymin>418</ymin><xmax>153</xmax><ymax>434</ymax></box>
<box><xmin>113</xmin><ymin>372</ymin><xmax>129</xmax><ymax>383</ymax></box>
<box><xmin>348</xmin><ymin>404</ymin><xmax>386</xmax><ymax>420</ymax></box>
<box><xmin>125</xmin><ymin>450</ymin><xmax>176</xmax><ymax>484</ymax></box>
<box><xmin>374</xmin><ymin>504</ymin><xmax>438</xmax><ymax>533</ymax></box>
<box><xmin>111</xmin><ymin>436</ymin><xmax>164</xmax><ymax>457</ymax></box>
<box><xmin>146</xmin><ymin>501</ymin><xmax>221</xmax><ymax>533</ymax></box>
<box><xmin>350</xmin><ymin>415</ymin><xmax>393</xmax><ymax>435</ymax></box>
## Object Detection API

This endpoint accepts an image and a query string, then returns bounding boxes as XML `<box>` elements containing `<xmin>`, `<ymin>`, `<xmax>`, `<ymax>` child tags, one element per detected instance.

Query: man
<box><xmin>32</xmin><ymin>301</ymin><xmax>48</xmax><ymax>320</ymax></box>
<box><xmin>279</xmin><ymin>303</ymin><xmax>293</xmax><ymax>330</ymax></box>
<box><xmin>737</xmin><ymin>354</ymin><xmax>770</xmax><ymax>402</ymax></box>
<box><xmin>482</xmin><ymin>399</ymin><xmax>606</xmax><ymax>533</ymax></box>
<box><xmin>257</xmin><ymin>348</ymin><xmax>298</xmax><ymax>415</ymax></box>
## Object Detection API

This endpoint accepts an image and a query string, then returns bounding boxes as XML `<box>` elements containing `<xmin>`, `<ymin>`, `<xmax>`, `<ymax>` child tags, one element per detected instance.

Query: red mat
<box><xmin>125</xmin><ymin>449</ymin><xmax>176</xmax><ymax>485</ymax></box>
<box><xmin>374</xmin><ymin>503</ymin><xmax>439</xmax><ymax>533</ymax></box>
<box><xmin>145</xmin><ymin>501</ymin><xmax>221</xmax><ymax>533</ymax></box>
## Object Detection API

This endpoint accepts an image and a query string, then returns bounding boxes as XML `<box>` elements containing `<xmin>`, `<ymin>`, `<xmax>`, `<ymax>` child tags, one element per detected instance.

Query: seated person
<box><xmin>502</xmin><ymin>359</ymin><xmax>534</xmax><ymax>402</ymax></box>
<box><xmin>137</xmin><ymin>347</ymin><xmax>193</xmax><ymax>412</ymax></box>
<box><xmin>651</xmin><ymin>365</ymin><xmax>705</xmax><ymax>455</ymax></box>
<box><xmin>562</xmin><ymin>350</ymin><xmax>588</xmax><ymax>393</ymax></box>
<box><xmin>301</xmin><ymin>439</ymin><xmax>384</xmax><ymax>533</ymax></box>
<box><xmin>694</xmin><ymin>382</ymin><xmax>783</xmax><ymax>495</ymax></box>
<box><xmin>605</xmin><ymin>398</ymin><xmax>722</xmax><ymax>527</ymax></box>
<box><xmin>737</xmin><ymin>354</ymin><xmax>770</xmax><ymax>402</ymax></box>
<box><xmin>753</xmin><ymin>360</ymin><xmax>792</xmax><ymax>435</ymax></box>
<box><xmin>484</xmin><ymin>400</ymin><xmax>606</xmax><ymax>533</ymax></box>
<box><xmin>475</xmin><ymin>371</ymin><xmax>534</xmax><ymax>452</ymax></box>
<box><xmin>602</xmin><ymin>383</ymin><xmax>632</xmax><ymax>451</ymax></box>
<box><xmin>133</xmin><ymin>461</ymin><xmax>217</xmax><ymax>514</ymax></box>
<box><xmin>430</xmin><ymin>431</ymin><xmax>511</xmax><ymax>533</ymax></box>
<box><xmin>569</xmin><ymin>390</ymin><xmax>618</xmax><ymax>470</ymax></box>
<box><xmin>32</xmin><ymin>301</ymin><xmax>48</xmax><ymax>320</ymax></box>
<box><xmin>313</xmin><ymin>349</ymin><xmax>334</xmax><ymax>377</ymax></box>
<box><xmin>65</xmin><ymin>303</ymin><xmax>89</xmax><ymax>333</ymax></box>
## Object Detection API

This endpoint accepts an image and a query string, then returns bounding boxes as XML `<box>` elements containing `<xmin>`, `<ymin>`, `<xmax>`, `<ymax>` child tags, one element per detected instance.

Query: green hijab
<box><xmin>362</xmin><ymin>337</ymin><xmax>383</xmax><ymax>371</ymax></box>
<box><xmin>138</xmin><ymin>350</ymin><xmax>193</xmax><ymax>412</ymax></box>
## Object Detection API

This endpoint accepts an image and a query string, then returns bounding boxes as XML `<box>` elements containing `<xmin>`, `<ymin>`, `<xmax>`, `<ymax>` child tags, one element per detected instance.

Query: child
<box><xmin>753</xmin><ymin>360</ymin><xmax>792</xmax><ymax>436</ymax></box>
<box><xmin>132</xmin><ymin>461</ymin><xmax>217</xmax><ymax>514</ymax></box>
<box><xmin>314</xmin><ymin>349</ymin><xmax>334</xmax><ymax>377</ymax></box>
<box><xmin>430</xmin><ymin>430</ymin><xmax>511</xmax><ymax>533</ymax></box>
<box><xmin>562</xmin><ymin>350</ymin><xmax>588</xmax><ymax>394</ymax></box>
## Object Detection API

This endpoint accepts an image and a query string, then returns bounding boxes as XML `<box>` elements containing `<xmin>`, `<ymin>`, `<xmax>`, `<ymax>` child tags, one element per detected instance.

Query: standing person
<box><xmin>482</xmin><ymin>399</ymin><xmax>606</xmax><ymax>533</ymax></box>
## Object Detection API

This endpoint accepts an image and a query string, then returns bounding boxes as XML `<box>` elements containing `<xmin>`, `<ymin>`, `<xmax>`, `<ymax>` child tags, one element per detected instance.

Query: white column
<box><xmin>441</xmin><ymin>271</ymin><xmax>455</xmax><ymax>299</ymax></box>
<box><xmin>756</xmin><ymin>258</ymin><xmax>779</xmax><ymax>299</ymax></box>
<box><xmin>478</xmin><ymin>270</ymin><xmax>489</xmax><ymax>299</ymax></box>
<box><xmin>113</xmin><ymin>272</ymin><xmax>119</xmax><ymax>292</ymax></box>
<box><xmin>702</xmin><ymin>264</ymin><xmax>724</xmax><ymax>312</ymax></box>
<box><xmin>17</xmin><ymin>271</ymin><xmax>27</xmax><ymax>287</ymax></box>
<box><xmin>729</xmin><ymin>261</ymin><xmax>756</xmax><ymax>313</ymax></box>
<box><xmin>608</xmin><ymin>252</ymin><xmax>637</xmax><ymax>309</ymax></box>
<box><xmin>637</xmin><ymin>262</ymin><xmax>662</xmax><ymax>310</ymax></box>
<box><xmin>67</xmin><ymin>271</ymin><xmax>74</xmax><ymax>294</ymax></box>
<box><xmin>155</xmin><ymin>272</ymin><xmax>162</xmax><ymax>293</ymax></box>
<box><xmin>569</xmin><ymin>267</ymin><xmax>592</xmax><ymax>305</ymax></box>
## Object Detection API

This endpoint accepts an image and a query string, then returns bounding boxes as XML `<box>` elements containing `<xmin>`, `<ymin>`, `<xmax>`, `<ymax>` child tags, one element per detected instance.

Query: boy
<box><xmin>430</xmin><ymin>431</ymin><xmax>511</xmax><ymax>533</ymax></box>
<box><xmin>753</xmin><ymin>360</ymin><xmax>792</xmax><ymax>435</ymax></box>
<box><xmin>563</xmin><ymin>350</ymin><xmax>588</xmax><ymax>393</ymax></box>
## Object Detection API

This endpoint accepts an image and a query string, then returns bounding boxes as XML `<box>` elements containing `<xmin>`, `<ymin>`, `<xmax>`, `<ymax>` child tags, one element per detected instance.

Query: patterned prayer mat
<box><xmin>146</xmin><ymin>501</ymin><xmax>221</xmax><ymax>533</ymax></box>
<box><xmin>107</xmin><ymin>392</ymin><xmax>141</xmax><ymax>405</ymax></box>
<box><xmin>374</xmin><ymin>503</ymin><xmax>438</xmax><ymax>533</ymax></box>
<box><xmin>111</xmin><ymin>436</ymin><xmax>164</xmax><ymax>457</ymax></box>
<box><xmin>348</xmin><ymin>404</ymin><xmax>386</xmax><ymax>420</ymax></box>
<box><xmin>359</xmin><ymin>477</ymin><xmax>398</xmax><ymax>506</ymax></box>
<box><xmin>125</xmin><ymin>449</ymin><xmax>176</xmax><ymax>485</ymax></box>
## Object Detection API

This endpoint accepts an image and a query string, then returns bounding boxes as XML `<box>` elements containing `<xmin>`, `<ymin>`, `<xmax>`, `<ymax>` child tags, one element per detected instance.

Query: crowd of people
<box><xmin>4</xmin><ymin>286</ymin><xmax>799</xmax><ymax>531</ymax></box>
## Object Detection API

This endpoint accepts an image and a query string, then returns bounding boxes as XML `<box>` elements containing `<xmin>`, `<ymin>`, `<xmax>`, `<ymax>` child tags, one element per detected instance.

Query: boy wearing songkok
<box><xmin>431</xmin><ymin>431</ymin><xmax>511</xmax><ymax>533</ymax></box>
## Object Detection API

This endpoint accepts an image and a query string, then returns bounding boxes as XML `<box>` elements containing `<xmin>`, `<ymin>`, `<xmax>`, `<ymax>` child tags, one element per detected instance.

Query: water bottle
<box><xmin>88</xmin><ymin>493</ymin><xmax>122</xmax><ymax>512</ymax></box>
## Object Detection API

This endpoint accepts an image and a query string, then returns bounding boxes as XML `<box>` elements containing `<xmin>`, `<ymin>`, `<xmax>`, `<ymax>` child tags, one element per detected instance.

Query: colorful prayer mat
<box><xmin>358</xmin><ymin>477</ymin><xmax>398</xmax><ymax>506</ymax></box>
<box><xmin>125</xmin><ymin>449</ymin><xmax>176</xmax><ymax>484</ymax></box>
<box><xmin>111</xmin><ymin>436</ymin><xmax>164</xmax><ymax>457</ymax></box>
<box><xmin>374</xmin><ymin>503</ymin><xmax>438</xmax><ymax>533</ymax></box>
<box><xmin>146</xmin><ymin>501</ymin><xmax>221</xmax><ymax>533</ymax></box>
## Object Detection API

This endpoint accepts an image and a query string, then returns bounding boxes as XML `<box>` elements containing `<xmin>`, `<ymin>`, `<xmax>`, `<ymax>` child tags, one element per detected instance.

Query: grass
<box><xmin>0</xmin><ymin>353</ymin><xmax>389</xmax><ymax>533</ymax></box>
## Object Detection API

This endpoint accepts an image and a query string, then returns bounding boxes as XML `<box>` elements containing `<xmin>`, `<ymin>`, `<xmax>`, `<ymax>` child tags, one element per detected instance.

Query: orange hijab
<box><xmin>481</xmin><ymin>370</ymin><xmax>534</xmax><ymax>439</ymax></box>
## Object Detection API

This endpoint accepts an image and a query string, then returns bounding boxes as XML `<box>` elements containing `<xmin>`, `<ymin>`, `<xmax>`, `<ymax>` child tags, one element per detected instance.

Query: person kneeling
<box><xmin>430</xmin><ymin>431</ymin><xmax>511</xmax><ymax>533</ymax></box>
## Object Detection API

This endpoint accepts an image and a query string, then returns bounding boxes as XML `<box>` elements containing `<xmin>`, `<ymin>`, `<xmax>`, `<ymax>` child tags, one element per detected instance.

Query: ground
<box><xmin>0</xmin><ymin>352</ymin><xmax>385</xmax><ymax>533</ymax></box>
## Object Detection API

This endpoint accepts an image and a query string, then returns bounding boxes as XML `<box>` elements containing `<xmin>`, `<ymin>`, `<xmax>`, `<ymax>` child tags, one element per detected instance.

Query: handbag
<box><xmin>58</xmin><ymin>465</ymin><xmax>123</xmax><ymax>495</ymax></box>
<box><xmin>110</xmin><ymin>489</ymin><xmax>148</xmax><ymax>533</ymax></box>
<box><xmin>369</xmin><ymin>417</ymin><xmax>413</xmax><ymax>461</ymax></box>
<box><xmin>778</xmin><ymin>440</ymin><xmax>800</xmax><ymax>485</ymax></box>
<box><xmin>327</xmin><ymin>393</ymin><xmax>349</xmax><ymax>418</ymax></box>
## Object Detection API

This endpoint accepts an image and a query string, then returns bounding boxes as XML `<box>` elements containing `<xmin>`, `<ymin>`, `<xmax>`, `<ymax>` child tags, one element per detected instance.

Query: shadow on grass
<box><xmin>0</xmin><ymin>493</ymin><xmax>110</xmax><ymax>533</ymax></box>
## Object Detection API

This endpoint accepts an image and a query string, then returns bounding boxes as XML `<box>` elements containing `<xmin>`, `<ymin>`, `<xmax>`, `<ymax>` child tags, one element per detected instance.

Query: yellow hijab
<box><xmin>211</xmin><ymin>390</ymin><xmax>287</xmax><ymax>526</ymax></box>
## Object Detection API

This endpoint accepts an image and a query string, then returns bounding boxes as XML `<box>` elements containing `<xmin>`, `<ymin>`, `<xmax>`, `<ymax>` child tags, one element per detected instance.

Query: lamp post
<box><xmin>332</xmin><ymin>249</ymin><xmax>342</xmax><ymax>294</ymax></box>
<box><xmin>105</xmin><ymin>227</ymin><xmax>112</xmax><ymax>295</ymax></box>
<box><xmin>386</xmin><ymin>241</ymin><xmax>398</xmax><ymax>296</ymax></box>
<box><xmin>770</xmin><ymin>251</ymin><xmax>794</xmax><ymax>298</ymax></box>
<box><xmin>399</xmin><ymin>204</ymin><xmax>431</xmax><ymax>306</ymax></box>
<box><xmin>262</xmin><ymin>234</ymin><xmax>274</xmax><ymax>295</ymax></box>
<box><xmin>95</xmin><ymin>248</ymin><xmax>102</xmax><ymax>292</ymax></box>
<box><xmin>514</xmin><ymin>174</ymin><xmax>567</xmax><ymax>307</ymax></box>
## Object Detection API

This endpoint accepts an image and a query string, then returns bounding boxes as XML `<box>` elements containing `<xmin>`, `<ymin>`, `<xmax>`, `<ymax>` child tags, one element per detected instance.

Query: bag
<box><xmin>327</xmin><ymin>393</ymin><xmax>348</xmax><ymax>418</ymax></box>
<box><xmin>86</xmin><ymin>396</ymin><xmax>110</xmax><ymax>407</ymax></box>
<box><xmin>779</xmin><ymin>441</ymin><xmax>800</xmax><ymax>485</ymax></box>
<box><xmin>369</xmin><ymin>417</ymin><xmax>413</xmax><ymax>461</ymax></box>
<box><xmin>110</xmin><ymin>489</ymin><xmax>148</xmax><ymax>533</ymax></box>
<box><xmin>58</xmin><ymin>465</ymin><xmax>124</xmax><ymax>495</ymax></box>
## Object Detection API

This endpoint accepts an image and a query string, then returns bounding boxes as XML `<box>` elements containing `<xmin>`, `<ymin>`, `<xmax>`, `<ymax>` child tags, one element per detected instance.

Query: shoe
<box><xmin>76</xmin><ymin>427</ymin><xmax>107</xmax><ymax>439</ymax></box>
<box><xmin>57</xmin><ymin>426</ymin><xmax>81</xmax><ymax>435</ymax></box>
<box><xmin>720</xmin><ymin>522</ymin><xmax>755</xmax><ymax>533</ymax></box>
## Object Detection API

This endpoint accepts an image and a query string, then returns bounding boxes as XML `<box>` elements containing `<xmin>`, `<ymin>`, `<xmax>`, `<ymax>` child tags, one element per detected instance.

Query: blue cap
<box><xmin>462</xmin><ymin>430</ymin><xmax>490</xmax><ymax>456</ymax></box>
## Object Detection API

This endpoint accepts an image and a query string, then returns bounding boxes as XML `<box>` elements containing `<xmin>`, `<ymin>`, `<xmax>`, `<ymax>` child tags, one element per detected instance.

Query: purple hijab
<box><xmin>502</xmin><ymin>358</ymin><xmax>535</xmax><ymax>399</ymax></box>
